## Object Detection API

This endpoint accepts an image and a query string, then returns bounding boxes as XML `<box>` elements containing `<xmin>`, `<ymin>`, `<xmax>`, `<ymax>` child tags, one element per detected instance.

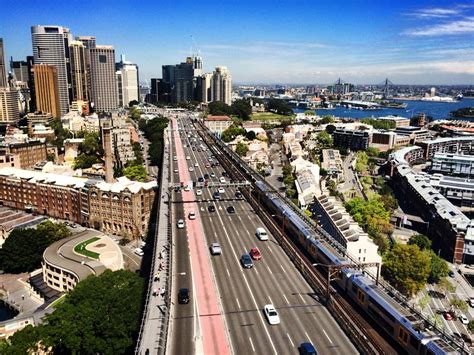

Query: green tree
<box><xmin>419</xmin><ymin>293</ymin><xmax>431</xmax><ymax>311</ymax></box>
<box><xmin>79</xmin><ymin>132</ymin><xmax>101</xmax><ymax>156</ymax></box>
<box><xmin>321</xmin><ymin>116</ymin><xmax>334</xmax><ymax>124</ymax></box>
<box><xmin>36</xmin><ymin>220</ymin><xmax>72</xmax><ymax>242</ymax></box>
<box><xmin>438</xmin><ymin>277</ymin><xmax>456</xmax><ymax>295</ymax></box>
<box><xmin>266</xmin><ymin>99</ymin><xmax>293</xmax><ymax>115</ymax></box>
<box><xmin>245</xmin><ymin>130</ymin><xmax>256</xmax><ymax>140</ymax></box>
<box><xmin>304</xmin><ymin>110</ymin><xmax>315</xmax><ymax>116</ymax></box>
<box><xmin>408</xmin><ymin>234</ymin><xmax>432</xmax><ymax>251</ymax></box>
<box><xmin>231</xmin><ymin>99</ymin><xmax>252</xmax><ymax>120</ymax></box>
<box><xmin>129</xmin><ymin>107</ymin><xmax>142</xmax><ymax>121</ymax></box>
<box><xmin>468</xmin><ymin>320</ymin><xmax>474</xmax><ymax>332</ymax></box>
<box><xmin>360</xmin><ymin>117</ymin><xmax>396</xmax><ymax>130</ymax></box>
<box><xmin>428</xmin><ymin>252</ymin><xmax>449</xmax><ymax>283</ymax></box>
<box><xmin>325</xmin><ymin>124</ymin><xmax>337</xmax><ymax>134</ymax></box>
<box><xmin>123</xmin><ymin>165</ymin><xmax>147</xmax><ymax>182</ymax></box>
<box><xmin>450</xmin><ymin>297</ymin><xmax>468</xmax><ymax>312</ymax></box>
<box><xmin>221</xmin><ymin>125</ymin><xmax>246</xmax><ymax>143</ymax></box>
<box><xmin>367</xmin><ymin>147</ymin><xmax>380</xmax><ymax>157</ymax></box>
<box><xmin>49</xmin><ymin>119</ymin><xmax>73</xmax><ymax>149</ymax></box>
<box><xmin>382</xmin><ymin>244</ymin><xmax>431</xmax><ymax>296</ymax></box>
<box><xmin>235</xmin><ymin>142</ymin><xmax>249</xmax><ymax>157</ymax></box>
<box><xmin>317</xmin><ymin>131</ymin><xmax>333</xmax><ymax>147</ymax></box>
<box><xmin>0</xmin><ymin>324</ymin><xmax>42</xmax><ymax>354</ymax></box>
<box><xmin>128</xmin><ymin>100</ymin><xmax>139</xmax><ymax>107</ymax></box>
<box><xmin>354</xmin><ymin>151</ymin><xmax>369</xmax><ymax>173</ymax></box>
<box><xmin>208</xmin><ymin>101</ymin><xmax>233</xmax><ymax>116</ymax></box>
<box><xmin>74</xmin><ymin>153</ymin><xmax>102</xmax><ymax>170</ymax></box>
<box><xmin>140</xmin><ymin>116</ymin><xmax>169</xmax><ymax>166</ymax></box>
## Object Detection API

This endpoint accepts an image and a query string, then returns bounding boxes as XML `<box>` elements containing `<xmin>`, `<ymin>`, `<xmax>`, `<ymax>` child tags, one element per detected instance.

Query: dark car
<box><xmin>299</xmin><ymin>342</ymin><xmax>317</xmax><ymax>355</ymax></box>
<box><xmin>213</xmin><ymin>191</ymin><xmax>221</xmax><ymax>200</ymax></box>
<box><xmin>240</xmin><ymin>253</ymin><xmax>253</xmax><ymax>269</ymax></box>
<box><xmin>178</xmin><ymin>288</ymin><xmax>190</xmax><ymax>304</ymax></box>
<box><xmin>227</xmin><ymin>206</ymin><xmax>235</xmax><ymax>214</ymax></box>
<box><xmin>208</xmin><ymin>205</ymin><xmax>216</xmax><ymax>212</ymax></box>
<box><xmin>204</xmin><ymin>173</ymin><xmax>210</xmax><ymax>179</ymax></box>
<box><xmin>448</xmin><ymin>271</ymin><xmax>455</xmax><ymax>278</ymax></box>
<box><xmin>222</xmin><ymin>171</ymin><xmax>228</xmax><ymax>177</ymax></box>
<box><xmin>235</xmin><ymin>191</ymin><xmax>243</xmax><ymax>199</ymax></box>
<box><xmin>198</xmin><ymin>176</ymin><xmax>204</xmax><ymax>182</ymax></box>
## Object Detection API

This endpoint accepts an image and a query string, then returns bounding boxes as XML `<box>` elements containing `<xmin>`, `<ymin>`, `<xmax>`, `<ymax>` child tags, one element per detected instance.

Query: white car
<box><xmin>210</xmin><ymin>172</ymin><xmax>216</xmax><ymax>178</ymax></box>
<box><xmin>263</xmin><ymin>304</ymin><xmax>280</xmax><ymax>325</ymax></box>
<box><xmin>188</xmin><ymin>211</ymin><xmax>196</xmax><ymax>220</ymax></box>
<box><xmin>189</xmin><ymin>167</ymin><xmax>194</xmax><ymax>172</ymax></box>
<box><xmin>218</xmin><ymin>187</ymin><xmax>225</xmax><ymax>194</ymax></box>
<box><xmin>219</xmin><ymin>177</ymin><xmax>226</xmax><ymax>183</ymax></box>
<box><xmin>174</xmin><ymin>169</ymin><xmax>178</xmax><ymax>174</ymax></box>
<box><xmin>459</xmin><ymin>313</ymin><xmax>469</xmax><ymax>325</ymax></box>
<box><xmin>186</xmin><ymin>156</ymin><xmax>191</xmax><ymax>160</ymax></box>
<box><xmin>184</xmin><ymin>185</ymin><xmax>191</xmax><ymax>191</ymax></box>
<box><xmin>194</xmin><ymin>163</ymin><xmax>199</xmax><ymax>167</ymax></box>
<box><xmin>196</xmin><ymin>189</ymin><xmax>202</xmax><ymax>196</ymax></box>
<box><xmin>177</xmin><ymin>219</ymin><xmax>185</xmax><ymax>229</ymax></box>
<box><xmin>134</xmin><ymin>248</ymin><xmax>144</xmax><ymax>257</ymax></box>
<box><xmin>210</xmin><ymin>243</ymin><xmax>222</xmax><ymax>255</ymax></box>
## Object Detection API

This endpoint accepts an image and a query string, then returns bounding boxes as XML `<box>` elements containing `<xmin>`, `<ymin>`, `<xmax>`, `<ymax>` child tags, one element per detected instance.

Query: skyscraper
<box><xmin>31</xmin><ymin>25</ymin><xmax>72</xmax><ymax>117</ymax></box>
<box><xmin>11</xmin><ymin>60</ymin><xmax>29</xmax><ymax>83</ymax></box>
<box><xmin>0</xmin><ymin>88</ymin><xmax>19</xmax><ymax>124</ymax></box>
<box><xmin>116</xmin><ymin>55</ymin><xmax>139</xmax><ymax>107</ymax></box>
<box><xmin>211</xmin><ymin>66</ymin><xmax>232</xmax><ymax>105</ymax></box>
<box><xmin>33</xmin><ymin>64</ymin><xmax>61</xmax><ymax>119</ymax></box>
<box><xmin>75</xmin><ymin>36</ymin><xmax>96</xmax><ymax>50</ymax></box>
<box><xmin>89</xmin><ymin>46</ymin><xmax>117</xmax><ymax>112</ymax></box>
<box><xmin>197</xmin><ymin>73</ymin><xmax>212</xmax><ymax>103</ymax></box>
<box><xmin>0</xmin><ymin>38</ymin><xmax>8</xmax><ymax>87</ymax></box>
<box><xmin>69</xmin><ymin>41</ymin><xmax>89</xmax><ymax>102</ymax></box>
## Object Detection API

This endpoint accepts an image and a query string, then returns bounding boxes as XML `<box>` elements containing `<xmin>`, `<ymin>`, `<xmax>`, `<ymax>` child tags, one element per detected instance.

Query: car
<box><xmin>189</xmin><ymin>167</ymin><xmax>194</xmax><ymax>172</ymax></box>
<box><xmin>220</xmin><ymin>177</ymin><xmax>226</xmax><ymax>183</ymax></box>
<box><xmin>139</xmin><ymin>241</ymin><xmax>146</xmax><ymax>248</ymax></box>
<box><xmin>174</xmin><ymin>169</ymin><xmax>179</xmax><ymax>174</ymax></box>
<box><xmin>71</xmin><ymin>223</ymin><xmax>77</xmax><ymax>228</ymax></box>
<box><xmin>196</xmin><ymin>189</ymin><xmax>202</xmax><ymax>196</ymax></box>
<box><xmin>210</xmin><ymin>172</ymin><xmax>216</xmax><ymax>178</ymax></box>
<box><xmin>204</xmin><ymin>173</ymin><xmax>210</xmax><ymax>179</ymax></box>
<box><xmin>173</xmin><ymin>156</ymin><xmax>177</xmax><ymax>161</ymax></box>
<box><xmin>211</xmin><ymin>163</ymin><xmax>216</xmax><ymax>168</ymax></box>
<box><xmin>218</xmin><ymin>187</ymin><xmax>225</xmax><ymax>194</ymax></box>
<box><xmin>459</xmin><ymin>313</ymin><xmax>469</xmax><ymax>325</ymax></box>
<box><xmin>227</xmin><ymin>205</ymin><xmax>235</xmax><ymax>214</ymax></box>
<box><xmin>198</xmin><ymin>176</ymin><xmax>204</xmax><ymax>182</ymax></box>
<box><xmin>256</xmin><ymin>227</ymin><xmax>269</xmax><ymax>241</ymax></box>
<box><xmin>469</xmin><ymin>297</ymin><xmax>474</xmax><ymax>307</ymax></box>
<box><xmin>299</xmin><ymin>343</ymin><xmax>317</xmax><ymax>355</ymax></box>
<box><xmin>443</xmin><ymin>311</ymin><xmax>454</xmax><ymax>321</ymax></box>
<box><xmin>241</xmin><ymin>253</ymin><xmax>254</xmax><ymax>268</ymax></box>
<box><xmin>210</xmin><ymin>243</ymin><xmax>222</xmax><ymax>255</ymax></box>
<box><xmin>213</xmin><ymin>191</ymin><xmax>221</xmax><ymax>200</ymax></box>
<box><xmin>194</xmin><ymin>163</ymin><xmax>199</xmax><ymax>167</ymax></box>
<box><xmin>178</xmin><ymin>288</ymin><xmax>190</xmax><ymax>304</ymax></box>
<box><xmin>263</xmin><ymin>304</ymin><xmax>280</xmax><ymax>325</ymax></box>
<box><xmin>208</xmin><ymin>205</ymin><xmax>216</xmax><ymax>212</ymax></box>
<box><xmin>186</xmin><ymin>156</ymin><xmax>190</xmax><ymax>160</ymax></box>
<box><xmin>448</xmin><ymin>271</ymin><xmax>455</xmax><ymax>278</ymax></box>
<box><xmin>184</xmin><ymin>185</ymin><xmax>190</xmax><ymax>191</ymax></box>
<box><xmin>235</xmin><ymin>191</ymin><xmax>243</xmax><ymax>199</ymax></box>
<box><xmin>177</xmin><ymin>219</ymin><xmax>185</xmax><ymax>229</ymax></box>
<box><xmin>249</xmin><ymin>247</ymin><xmax>262</xmax><ymax>260</ymax></box>
<box><xmin>134</xmin><ymin>248</ymin><xmax>144</xmax><ymax>257</ymax></box>
<box><xmin>188</xmin><ymin>211</ymin><xmax>196</xmax><ymax>220</ymax></box>
<box><xmin>205</xmin><ymin>163</ymin><xmax>211</xmax><ymax>168</ymax></box>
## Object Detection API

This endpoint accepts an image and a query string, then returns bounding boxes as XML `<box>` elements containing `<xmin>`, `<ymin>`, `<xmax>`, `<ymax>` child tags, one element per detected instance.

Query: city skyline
<box><xmin>1</xmin><ymin>0</ymin><xmax>474</xmax><ymax>85</ymax></box>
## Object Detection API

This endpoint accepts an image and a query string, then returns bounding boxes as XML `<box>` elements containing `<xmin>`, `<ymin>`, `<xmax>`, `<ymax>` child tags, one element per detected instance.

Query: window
<box><xmin>99</xmin><ymin>55</ymin><xmax>107</xmax><ymax>63</ymax></box>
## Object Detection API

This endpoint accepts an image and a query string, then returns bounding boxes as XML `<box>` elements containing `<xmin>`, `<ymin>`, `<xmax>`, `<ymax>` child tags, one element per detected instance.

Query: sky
<box><xmin>1</xmin><ymin>0</ymin><xmax>474</xmax><ymax>85</ymax></box>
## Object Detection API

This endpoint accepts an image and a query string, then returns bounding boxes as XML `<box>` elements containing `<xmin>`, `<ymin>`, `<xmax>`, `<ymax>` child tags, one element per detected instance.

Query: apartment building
<box><xmin>204</xmin><ymin>115</ymin><xmax>232</xmax><ymax>135</ymax></box>
<box><xmin>431</xmin><ymin>153</ymin><xmax>474</xmax><ymax>177</ymax></box>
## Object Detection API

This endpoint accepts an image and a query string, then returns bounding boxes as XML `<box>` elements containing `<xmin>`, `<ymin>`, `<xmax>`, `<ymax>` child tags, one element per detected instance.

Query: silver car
<box><xmin>210</xmin><ymin>243</ymin><xmax>222</xmax><ymax>255</ymax></box>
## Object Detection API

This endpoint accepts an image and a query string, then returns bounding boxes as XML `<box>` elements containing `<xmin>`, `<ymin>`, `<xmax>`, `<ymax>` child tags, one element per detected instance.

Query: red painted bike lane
<box><xmin>172</xmin><ymin>118</ymin><xmax>230</xmax><ymax>355</ymax></box>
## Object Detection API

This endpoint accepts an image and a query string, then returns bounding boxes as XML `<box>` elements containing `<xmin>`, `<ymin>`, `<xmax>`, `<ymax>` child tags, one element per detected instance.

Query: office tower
<box><xmin>31</xmin><ymin>25</ymin><xmax>72</xmax><ymax>116</ymax></box>
<box><xmin>11</xmin><ymin>60</ymin><xmax>30</xmax><ymax>83</ymax></box>
<box><xmin>0</xmin><ymin>38</ymin><xmax>7</xmax><ymax>87</ymax></box>
<box><xmin>162</xmin><ymin>65</ymin><xmax>175</xmax><ymax>83</ymax></box>
<box><xmin>197</xmin><ymin>73</ymin><xmax>212</xmax><ymax>103</ymax></box>
<box><xmin>211</xmin><ymin>66</ymin><xmax>232</xmax><ymax>105</ymax></box>
<box><xmin>193</xmin><ymin>56</ymin><xmax>203</xmax><ymax>76</ymax></box>
<box><xmin>33</xmin><ymin>64</ymin><xmax>61</xmax><ymax>119</ymax></box>
<box><xmin>69</xmin><ymin>41</ymin><xmax>89</xmax><ymax>102</ymax></box>
<box><xmin>0</xmin><ymin>88</ymin><xmax>20</xmax><ymax>124</ymax></box>
<box><xmin>26</xmin><ymin>56</ymin><xmax>36</xmax><ymax>112</ymax></box>
<box><xmin>76</xmin><ymin>36</ymin><xmax>96</xmax><ymax>50</ymax></box>
<box><xmin>116</xmin><ymin>55</ymin><xmax>139</xmax><ymax>107</ymax></box>
<box><xmin>89</xmin><ymin>46</ymin><xmax>117</xmax><ymax>112</ymax></box>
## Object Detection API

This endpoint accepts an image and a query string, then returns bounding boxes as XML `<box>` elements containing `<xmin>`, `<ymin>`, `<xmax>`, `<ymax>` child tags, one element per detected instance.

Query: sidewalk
<box><xmin>0</xmin><ymin>273</ymin><xmax>43</xmax><ymax>315</ymax></box>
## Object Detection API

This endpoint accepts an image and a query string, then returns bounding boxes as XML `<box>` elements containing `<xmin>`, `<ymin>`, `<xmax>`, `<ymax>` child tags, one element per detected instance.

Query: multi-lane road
<box><xmin>167</xmin><ymin>113</ymin><xmax>357</xmax><ymax>355</ymax></box>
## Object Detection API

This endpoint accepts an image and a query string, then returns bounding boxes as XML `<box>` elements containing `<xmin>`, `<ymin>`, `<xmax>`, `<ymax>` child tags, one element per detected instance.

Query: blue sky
<box><xmin>1</xmin><ymin>0</ymin><xmax>474</xmax><ymax>84</ymax></box>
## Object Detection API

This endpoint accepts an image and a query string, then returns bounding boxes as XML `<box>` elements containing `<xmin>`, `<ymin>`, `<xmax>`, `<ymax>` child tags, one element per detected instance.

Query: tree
<box><xmin>266</xmin><ymin>99</ymin><xmax>293</xmax><ymax>115</ymax></box>
<box><xmin>0</xmin><ymin>324</ymin><xmax>42</xmax><ymax>354</ymax></box>
<box><xmin>354</xmin><ymin>151</ymin><xmax>369</xmax><ymax>173</ymax></box>
<box><xmin>208</xmin><ymin>101</ymin><xmax>233</xmax><ymax>116</ymax></box>
<box><xmin>79</xmin><ymin>132</ymin><xmax>101</xmax><ymax>156</ymax></box>
<box><xmin>428</xmin><ymin>252</ymin><xmax>449</xmax><ymax>283</ymax></box>
<box><xmin>245</xmin><ymin>130</ymin><xmax>256</xmax><ymax>140</ymax></box>
<box><xmin>2</xmin><ymin>270</ymin><xmax>144</xmax><ymax>354</ymax></box>
<box><xmin>321</xmin><ymin>116</ymin><xmax>334</xmax><ymax>124</ymax></box>
<box><xmin>419</xmin><ymin>293</ymin><xmax>431</xmax><ymax>311</ymax></box>
<box><xmin>231</xmin><ymin>99</ymin><xmax>252</xmax><ymax>120</ymax></box>
<box><xmin>360</xmin><ymin>117</ymin><xmax>396</xmax><ymax>130</ymax></box>
<box><xmin>123</xmin><ymin>165</ymin><xmax>147</xmax><ymax>182</ymax></box>
<box><xmin>468</xmin><ymin>320</ymin><xmax>474</xmax><ymax>333</ymax></box>
<box><xmin>408</xmin><ymin>234</ymin><xmax>432</xmax><ymax>251</ymax></box>
<box><xmin>367</xmin><ymin>147</ymin><xmax>380</xmax><ymax>157</ymax></box>
<box><xmin>317</xmin><ymin>131</ymin><xmax>333</xmax><ymax>147</ymax></box>
<box><xmin>438</xmin><ymin>277</ymin><xmax>455</xmax><ymax>295</ymax></box>
<box><xmin>74</xmin><ymin>154</ymin><xmax>102</xmax><ymax>170</ymax></box>
<box><xmin>128</xmin><ymin>100</ymin><xmax>139</xmax><ymax>107</ymax></box>
<box><xmin>235</xmin><ymin>142</ymin><xmax>249</xmax><ymax>157</ymax></box>
<box><xmin>325</xmin><ymin>124</ymin><xmax>337</xmax><ymax>134</ymax></box>
<box><xmin>129</xmin><ymin>107</ymin><xmax>142</xmax><ymax>121</ymax></box>
<box><xmin>450</xmin><ymin>297</ymin><xmax>468</xmax><ymax>312</ymax></box>
<box><xmin>36</xmin><ymin>220</ymin><xmax>72</xmax><ymax>243</ymax></box>
<box><xmin>221</xmin><ymin>125</ymin><xmax>246</xmax><ymax>142</ymax></box>
<box><xmin>382</xmin><ymin>244</ymin><xmax>431</xmax><ymax>296</ymax></box>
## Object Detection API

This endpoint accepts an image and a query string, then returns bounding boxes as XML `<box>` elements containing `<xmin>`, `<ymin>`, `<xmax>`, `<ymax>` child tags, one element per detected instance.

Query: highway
<box><xmin>167</xmin><ymin>113</ymin><xmax>358</xmax><ymax>355</ymax></box>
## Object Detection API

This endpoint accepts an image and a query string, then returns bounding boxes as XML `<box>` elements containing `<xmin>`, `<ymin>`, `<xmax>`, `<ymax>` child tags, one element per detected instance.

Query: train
<box><xmin>254</xmin><ymin>180</ymin><xmax>460</xmax><ymax>355</ymax></box>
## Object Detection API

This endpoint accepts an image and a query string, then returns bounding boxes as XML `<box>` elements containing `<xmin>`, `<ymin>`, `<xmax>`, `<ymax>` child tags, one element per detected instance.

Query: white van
<box><xmin>256</xmin><ymin>228</ymin><xmax>268</xmax><ymax>241</ymax></box>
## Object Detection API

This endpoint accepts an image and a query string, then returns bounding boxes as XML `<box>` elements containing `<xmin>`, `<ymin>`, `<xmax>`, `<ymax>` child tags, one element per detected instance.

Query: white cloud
<box><xmin>411</xmin><ymin>7</ymin><xmax>461</xmax><ymax>18</ymax></box>
<box><xmin>405</xmin><ymin>17</ymin><xmax>474</xmax><ymax>36</ymax></box>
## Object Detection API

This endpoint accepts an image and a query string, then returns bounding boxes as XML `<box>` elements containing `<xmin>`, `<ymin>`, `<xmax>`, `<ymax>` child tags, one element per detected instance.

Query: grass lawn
<box><xmin>250</xmin><ymin>112</ymin><xmax>295</xmax><ymax>121</ymax></box>
<box><xmin>74</xmin><ymin>237</ymin><xmax>101</xmax><ymax>259</ymax></box>
<box><xmin>47</xmin><ymin>295</ymin><xmax>66</xmax><ymax>309</ymax></box>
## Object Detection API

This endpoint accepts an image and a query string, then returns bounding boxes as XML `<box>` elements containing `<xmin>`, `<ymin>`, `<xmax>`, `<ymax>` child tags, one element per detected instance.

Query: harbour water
<box><xmin>0</xmin><ymin>301</ymin><xmax>16</xmax><ymax>322</ymax></box>
<box><xmin>296</xmin><ymin>98</ymin><xmax>474</xmax><ymax>121</ymax></box>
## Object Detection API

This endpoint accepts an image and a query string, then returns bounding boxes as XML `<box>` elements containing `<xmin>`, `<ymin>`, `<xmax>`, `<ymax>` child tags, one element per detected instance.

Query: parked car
<box><xmin>263</xmin><ymin>304</ymin><xmax>280</xmax><ymax>325</ymax></box>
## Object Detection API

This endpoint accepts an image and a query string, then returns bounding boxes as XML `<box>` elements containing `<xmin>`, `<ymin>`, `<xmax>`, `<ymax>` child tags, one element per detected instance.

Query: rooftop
<box><xmin>206</xmin><ymin>115</ymin><xmax>232</xmax><ymax>121</ymax></box>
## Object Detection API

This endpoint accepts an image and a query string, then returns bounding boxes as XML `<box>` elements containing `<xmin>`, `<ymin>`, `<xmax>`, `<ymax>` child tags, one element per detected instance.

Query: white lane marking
<box><xmin>269</xmin><ymin>296</ymin><xmax>274</xmax><ymax>306</ymax></box>
<box><xmin>226</xmin><ymin>268</ymin><xmax>231</xmax><ymax>278</ymax></box>
<box><xmin>254</xmin><ymin>267</ymin><xmax>259</xmax><ymax>276</ymax></box>
<box><xmin>304</xmin><ymin>332</ymin><xmax>315</xmax><ymax>346</ymax></box>
<box><xmin>236</xmin><ymin>298</ymin><xmax>241</xmax><ymax>310</ymax></box>
<box><xmin>287</xmin><ymin>333</ymin><xmax>295</xmax><ymax>348</ymax></box>
<box><xmin>299</xmin><ymin>293</ymin><xmax>306</xmax><ymax>305</ymax></box>
<box><xmin>249</xmin><ymin>337</ymin><xmax>256</xmax><ymax>352</ymax></box>
<box><xmin>322</xmin><ymin>328</ymin><xmax>333</xmax><ymax>344</ymax></box>
<box><xmin>215</xmin><ymin>207</ymin><xmax>278</xmax><ymax>354</ymax></box>
<box><xmin>283</xmin><ymin>294</ymin><xmax>290</xmax><ymax>305</ymax></box>
<box><xmin>266</xmin><ymin>265</ymin><xmax>273</xmax><ymax>276</ymax></box>
<box><xmin>268</xmin><ymin>245</ymin><xmax>273</xmax><ymax>253</ymax></box>
<box><xmin>280</xmin><ymin>264</ymin><xmax>286</xmax><ymax>274</ymax></box>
